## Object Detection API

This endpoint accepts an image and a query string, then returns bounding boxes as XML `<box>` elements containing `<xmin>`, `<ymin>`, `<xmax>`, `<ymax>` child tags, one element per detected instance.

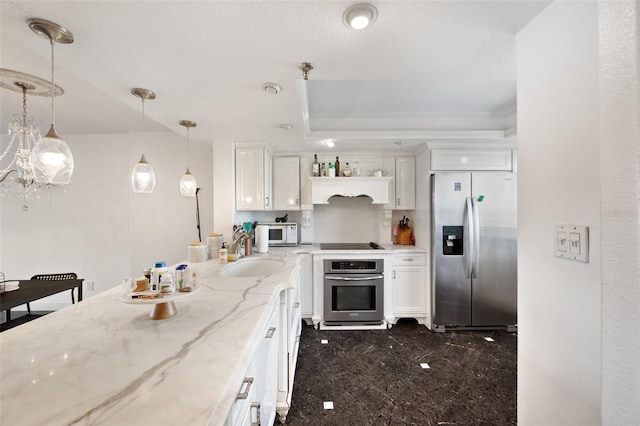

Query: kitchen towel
<box><xmin>256</xmin><ymin>225</ymin><xmax>269</xmax><ymax>253</ymax></box>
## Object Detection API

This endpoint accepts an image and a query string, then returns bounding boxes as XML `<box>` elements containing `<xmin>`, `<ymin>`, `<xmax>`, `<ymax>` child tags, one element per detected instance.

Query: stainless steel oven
<box><xmin>323</xmin><ymin>259</ymin><xmax>384</xmax><ymax>325</ymax></box>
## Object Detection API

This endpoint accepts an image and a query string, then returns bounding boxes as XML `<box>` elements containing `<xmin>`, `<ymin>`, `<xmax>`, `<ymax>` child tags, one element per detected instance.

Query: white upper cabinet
<box><xmin>235</xmin><ymin>147</ymin><xmax>273</xmax><ymax>211</ymax></box>
<box><xmin>430</xmin><ymin>148</ymin><xmax>514</xmax><ymax>171</ymax></box>
<box><xmin>384</xmin><ymin>156</ymin><xmax>416</xmax><ymax>210</ymax></box>
<box><xmin>395</xmin><ymin>157</ymin><xmax>416</xmax><ymax>210</ymax></box>
<box><xmin>273</xmin><ymin>156</ymin><xmax>300</xmax><ymax>210</ymax></box>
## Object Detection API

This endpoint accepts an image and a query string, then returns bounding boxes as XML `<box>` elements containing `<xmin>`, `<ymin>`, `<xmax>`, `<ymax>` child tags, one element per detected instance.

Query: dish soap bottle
<box><xmin>219</xmin><ymin>242</ymin><xmax>228</xmax><ymax>263</ymax></box>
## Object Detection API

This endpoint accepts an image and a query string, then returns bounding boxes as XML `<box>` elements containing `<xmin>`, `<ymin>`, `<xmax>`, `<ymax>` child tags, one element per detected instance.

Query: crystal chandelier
<box><xmin>178</xmin><ymin>120</ymin><xmax>197</xmax><ymax>197</ymax></box>
<box><xmin>0</xmin><ymin>69</ymin><xmax>64</xmax><ymax>203</ymax></box>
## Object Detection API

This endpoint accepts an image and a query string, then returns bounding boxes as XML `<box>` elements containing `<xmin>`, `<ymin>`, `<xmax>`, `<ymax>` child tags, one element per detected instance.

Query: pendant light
<box><xmin>178</xmin><ymin>120</ymin><xmax>197</xmax><ymax>197</ymax></box>
<box><xmin>27</xmin><ymin>18</ymin><xmax>74</xmax><ymax>185</ymax></box>
<box><xmin>130</xmin><ymin>88</ymin><xmax>156</xmax><ymax>193</ymax></box>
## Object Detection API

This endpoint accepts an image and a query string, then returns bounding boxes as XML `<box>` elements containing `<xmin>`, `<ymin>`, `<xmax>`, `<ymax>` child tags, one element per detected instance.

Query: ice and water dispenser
<box><xmin>442</xmin><ymin>226</ymin><xmax>463</xmax><ymax>255</ymax></box>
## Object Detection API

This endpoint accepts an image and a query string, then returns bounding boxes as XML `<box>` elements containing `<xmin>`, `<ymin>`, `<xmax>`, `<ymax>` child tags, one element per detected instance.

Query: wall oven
<box><xmin>323</xmin><ymin>259</ymin><xmax>384</xmax><ymax>325</ymax></box>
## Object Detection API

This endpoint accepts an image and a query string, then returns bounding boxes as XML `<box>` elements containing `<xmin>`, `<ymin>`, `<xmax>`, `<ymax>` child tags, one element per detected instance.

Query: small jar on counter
<box><xmin>150</xmin><ymin>262</ymin><xmax>167</xmax><ymax>293</ymax></box>
<box><xmin>175</xmin><ymin>264</ymin><xmax>188</xmax><ymax>291</ymax></box>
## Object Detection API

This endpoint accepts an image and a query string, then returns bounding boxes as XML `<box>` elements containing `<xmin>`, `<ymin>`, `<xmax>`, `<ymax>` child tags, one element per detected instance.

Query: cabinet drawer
<box><xmin>392</xmin><ymin>253</ymin><xmax>426</xmax><ymax>266</ymax></box>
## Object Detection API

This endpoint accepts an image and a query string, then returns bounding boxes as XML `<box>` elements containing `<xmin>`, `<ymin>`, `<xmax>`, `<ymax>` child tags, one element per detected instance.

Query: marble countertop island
<box><xmin>0</xmin><ymin>249</ymin><xmax>299</xmax><ymax>426</ymax></box>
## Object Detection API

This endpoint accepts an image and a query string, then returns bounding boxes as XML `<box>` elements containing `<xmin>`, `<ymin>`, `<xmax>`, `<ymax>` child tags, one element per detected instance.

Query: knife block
<box><xmin>398</xmin><ymin>228</ymin><xmax>412</xmax><ymax>245</ymax></box>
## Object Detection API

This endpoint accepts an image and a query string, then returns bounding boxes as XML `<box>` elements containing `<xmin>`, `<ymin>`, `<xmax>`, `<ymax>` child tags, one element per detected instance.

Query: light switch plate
<box><xmin>554</xmin><ymin>225</ymin><xmax>589</xmax><ymax>262</ymax></box>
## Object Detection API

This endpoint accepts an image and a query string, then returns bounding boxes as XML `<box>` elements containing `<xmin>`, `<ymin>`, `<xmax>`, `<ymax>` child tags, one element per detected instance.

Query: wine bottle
<box><xmin>312</xmin><ymin>154</ymin><xmax>320</xmax><ymax>177</ymax></box>
<box><xmin>335</xmin><ymin>156</ymin><xmax>340</xmax><ymax>177</ymax></box>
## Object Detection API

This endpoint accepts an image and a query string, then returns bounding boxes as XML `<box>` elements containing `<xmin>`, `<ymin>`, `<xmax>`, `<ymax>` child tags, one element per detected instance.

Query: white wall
<box><xmin>0</xmin><ymin>134</ymin><xmax>130</xmax><ymax>309</ymax></box>
<box><xmin>598</xmin><ymin>0</ymin><xmax>640</xmax><ymax>423</ymax></box>
<box><xmin>517</xmin><ymin>1</ymin><xmax>640</xmax><ymax>424</ymax></box>
<box><xmin>0</xmin><ymin>131</ymin><xmax>213</xmax><ymax>311</ymax></box>
<box><xmin>129</xmin><ymin>131</ymin><xmax>214</xmax><ymax>277</ymax></box>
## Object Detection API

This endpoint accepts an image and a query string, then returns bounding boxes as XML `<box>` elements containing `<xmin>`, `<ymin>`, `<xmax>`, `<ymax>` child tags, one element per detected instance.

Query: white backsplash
<box><xmin>313</xmin><ymin>196</ymin><xmax>384</xmax><ymax>243</ymax></box>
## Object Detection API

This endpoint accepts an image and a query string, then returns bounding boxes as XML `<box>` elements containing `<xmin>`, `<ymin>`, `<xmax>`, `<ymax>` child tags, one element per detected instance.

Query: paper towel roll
<box><xmin>256</xmin><ymin>225</ymin><xmax>269</xmax><ymax>253</ymax></box>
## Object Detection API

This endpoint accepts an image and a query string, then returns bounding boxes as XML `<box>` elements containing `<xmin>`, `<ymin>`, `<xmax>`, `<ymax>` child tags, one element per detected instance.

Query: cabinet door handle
<box><xmin>265</xmin><ymin>327</ymin><xmax>276</xmax><ymax>339</ymax></box>
<box><xmin>236</xmin><ymin>377</ymin><xmax>254</xmax><ymax>399</ymax></box>
<box><xmin>393</xmin><ymin>271</ymin><xmax>396</xmax><ymax>279</ymax></box>
<box><xmin>403</xmin><ymin>258</ymin><xmax>414</xmax><ymax>262</ymax></box>
<box><xmin>293</xmin><ymin>302</ymin><xmax>300</xmax><ymax>308</ymax></box>
<box><xmin>397</xmin><ymin>197</ymin><xmax>400</xmax><ymax>205</ymax></box>
<box><xmin>296</xmin><ymin>197</ymin><xmax>299</xmax><ymax>206</ymax></box>
<box><xmin>266</xmin><ymin>196</ymin><xmax>270</xmax><ymax>206</ymax></box>
<box><xmin>250</xmin><ymin>402</ymin><xmax>261</xmax><ymax>425</ymax></box>
<box><xmin>295</xmin><ymin>334</ymin><xmax>301</xmax><ymax>343</ymax></box>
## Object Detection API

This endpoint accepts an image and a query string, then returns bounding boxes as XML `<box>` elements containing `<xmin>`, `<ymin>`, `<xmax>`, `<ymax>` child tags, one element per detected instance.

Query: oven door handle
<box><xmin>325</xmin><ymin>275</ymin><xmax>384</xmax><ymax>281</ymax></box>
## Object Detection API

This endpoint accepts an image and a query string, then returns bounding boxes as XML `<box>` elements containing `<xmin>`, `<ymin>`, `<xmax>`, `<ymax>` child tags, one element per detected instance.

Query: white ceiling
<box><xmin>0</xmin><ymin>1</ymin><xmax>550</xmax><ymax>153</ymax></box>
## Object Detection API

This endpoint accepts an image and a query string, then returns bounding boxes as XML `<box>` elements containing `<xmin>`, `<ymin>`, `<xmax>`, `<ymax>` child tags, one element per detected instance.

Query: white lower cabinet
<box><xmin>298</xmin><ymin>253</ymin><xmax>313</xmax><ymax>321</ymax></box>
<box><xmin>276</xmin><ymin>286</ymin><xmax>301</xmax><ymax>423</ymax></box>
<box><xmin>387</xmin><ymin>253</ymin><xmax>430</xmax><ymax>328</ymax></box>
<box><xmin>226</xmin><ymin>302</ymin><xmax>280</xmax><ymax>426</ymax></box>
<box><xmin>226</xmin><ymin>261</ymin><xmax>303</xmax><ymax>425</ymax></box>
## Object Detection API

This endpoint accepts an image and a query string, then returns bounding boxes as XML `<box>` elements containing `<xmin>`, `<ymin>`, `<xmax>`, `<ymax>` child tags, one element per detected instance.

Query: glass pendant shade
<box><xmin>180</xmin><ymin>167</ymin><xmax>197</xmax><ymax>197</ymax></box>
<box><xmin>131</xmin><ymin>154</ymin><xmax>155</xmax><ymax>193</ymax></box>
<box><xmin>30</xmin><ymin>124</ymin><xmax>74</xmax><ymax>185</ymax></box>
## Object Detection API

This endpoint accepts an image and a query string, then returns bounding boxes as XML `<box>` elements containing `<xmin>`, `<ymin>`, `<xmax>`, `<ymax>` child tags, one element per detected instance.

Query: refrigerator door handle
<box><xmin>465</xmin><ymin>197</ymin><xmax>474</xmax><ymax>279</ymax></box>
<box><xmin>471</xmin><ymin>197</ymin><xmax>480</xmax><ymax>278</ymax></box>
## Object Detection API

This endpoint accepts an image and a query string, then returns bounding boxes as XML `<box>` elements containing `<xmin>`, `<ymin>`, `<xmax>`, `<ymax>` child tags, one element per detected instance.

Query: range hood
<box><xmin>310</xmin><ymin>177</ymin><xmax>394</xmax><ymax>204</ymax></box>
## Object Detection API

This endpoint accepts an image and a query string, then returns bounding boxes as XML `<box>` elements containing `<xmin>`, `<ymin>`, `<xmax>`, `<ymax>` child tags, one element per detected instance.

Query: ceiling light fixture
<box><xmin>0</xmin><ymin>69</ymin><xmax>64</xmax><ymax>205</ymax></box>
<box><xmin>178</xmin><ymin>120</ymin><xmax>197</xmax><ymax>197</ymax></box>
<box><xmin>280</xmin><ymin>123</ymin><xmax>293</xmax><ymax>130</ymax></box>
<box><xmin>324</xmin><ymin>139</ymin><xmax>336</xmax><ymax>148</ymax></box>
<box><xmin>395</xmin><ymin>140</ymin><xmax>407</xmax><ymax>145</ymax></box>
<box><xmin>28</xmin><ymin>18</ymin><xmax>75</xmax><ymax>185</ymax></box>
<box><xmin>343</xmin><ymin>3</ymin><xmax>378</xmax><ymax>30</ymax></box>
<box><xmin>299</xmin><ymin>62</ymin><xmax>314</xmax><ymax>80</ymax></box>
<box><xmin>130</xmin><ymin>88</ymin><xmax>156</xmax><ymax>193</ymax></box>
<box><xmin>263</xmin><ymin>82</ymin><xmax>281</xmax><ymax>94</ymax></box>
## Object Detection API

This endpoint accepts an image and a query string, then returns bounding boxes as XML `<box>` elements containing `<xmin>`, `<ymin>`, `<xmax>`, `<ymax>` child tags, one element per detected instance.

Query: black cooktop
<box><xmin>320</xmin><ymin>242</ymin><xmax>385</xmax><ymax>250</ymax></box>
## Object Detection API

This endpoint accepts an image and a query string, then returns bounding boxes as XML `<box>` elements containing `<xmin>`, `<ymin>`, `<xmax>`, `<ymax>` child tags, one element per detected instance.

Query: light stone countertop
<box><xmin>0</xmin><ymin>249</ymin><xmax>299</xmax><ymax>426</ymax></box>
<box><xmin>0</xmin><ymin>244</ymin><xmax>425</xmax><ymax>425</ymax></box>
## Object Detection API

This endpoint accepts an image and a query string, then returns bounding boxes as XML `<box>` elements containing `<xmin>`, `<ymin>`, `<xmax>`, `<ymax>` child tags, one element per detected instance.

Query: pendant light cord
<box><xmin>141</xmin><ymin>97</ymin><xmax>146</xmax><ymax>154</ymax></box>
<box><xmin>186</xmin><ymin>126</ymin><xmax>190</xmax><ymax>168</ymax></box>
<box><xmin>50</xmin><ymin>39</ymin><xmax>56</xmax><ymax>127</ymax></box>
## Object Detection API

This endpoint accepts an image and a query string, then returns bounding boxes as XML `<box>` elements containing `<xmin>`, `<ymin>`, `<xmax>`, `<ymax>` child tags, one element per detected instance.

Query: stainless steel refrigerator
<box><xmin>431</xmin><ymin>172</ymin><xmax>517</xmax><ymax>331</ymax></box>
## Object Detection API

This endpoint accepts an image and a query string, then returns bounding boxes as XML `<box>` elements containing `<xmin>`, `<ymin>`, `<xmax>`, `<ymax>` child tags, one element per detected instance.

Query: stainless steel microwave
<box><xmin>265</xmin><ymin>222</ymin><xmax>298</xmax><ymax>246</ymax></box>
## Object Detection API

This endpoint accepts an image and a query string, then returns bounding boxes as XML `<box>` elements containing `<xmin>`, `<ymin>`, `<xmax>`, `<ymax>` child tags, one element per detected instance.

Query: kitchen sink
<box><xmin>221</xmin><ymin>258</ymin><xmax>286</xmax><ymax>278</ymax></box>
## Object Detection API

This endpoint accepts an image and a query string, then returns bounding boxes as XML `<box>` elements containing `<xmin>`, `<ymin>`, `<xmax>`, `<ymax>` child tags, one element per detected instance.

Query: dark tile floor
<box><xmin>279</xmin><ymin>319</ymin><xmax>517</xmax><ymax>425</ymax></box>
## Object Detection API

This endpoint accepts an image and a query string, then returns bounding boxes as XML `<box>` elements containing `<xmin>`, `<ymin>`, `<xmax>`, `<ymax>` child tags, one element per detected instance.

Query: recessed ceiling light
<box><xmin>280</xmin><ymin>123</ymin><xmax>293</xmax><ymax>130</ymax></box>
<box><xmin>395</xmin><ymin>140</ymin><xmax>407</xmax><ymax>145</ymax></box>
<box><xmin>324</xmin><ymin>139</ymin><xmax>336</xmax><ymax>148</ymax></box>
<box><xmin>343</xmin><ymin>3</ymin><xmax>378</xmax><ymax>30</ymax></box>
<box><xmin>263</xmin><ymin>82</ymin><xmax>281</xmax><ymax>94</ymax></box>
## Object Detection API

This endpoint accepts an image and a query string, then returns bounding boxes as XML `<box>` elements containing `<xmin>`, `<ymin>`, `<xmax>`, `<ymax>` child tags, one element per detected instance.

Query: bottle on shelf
<box><xmin>343</xmin><ymin>162</ymin><xmax>351</xmax><ymax>177</ymax></box>
<box><xmin>320</xmin><ymin>162</ymin><xmax>327</xmax><ymax>177</ymax></box>
<box><xmin>335</xmin><ymin>156</ymin><xmax>340</xmax><ymax>176</ymax></box>
<box><xmin>312</xmin><ymin>154</ymin><xmax>320</xmax><ymax>177</ymax></box>
<box><xmin>328</xmin><ymin>163</ymin><xmax>336</xmax><ymax>177</ymax></box>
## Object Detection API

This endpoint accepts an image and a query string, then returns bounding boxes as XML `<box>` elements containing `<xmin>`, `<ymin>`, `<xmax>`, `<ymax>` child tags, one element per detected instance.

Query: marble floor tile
<box><xmin>279</xmin><ymin>319</ymin><xmax>517</xmax><ymax>425</ymax></box>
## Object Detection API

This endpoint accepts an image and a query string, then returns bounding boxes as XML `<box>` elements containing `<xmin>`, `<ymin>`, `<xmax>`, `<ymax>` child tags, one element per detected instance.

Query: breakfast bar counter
<box><xmin>0</xmin><ymin>250</ymin><xmax>299</xmax><ymax>425</ymax></box>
